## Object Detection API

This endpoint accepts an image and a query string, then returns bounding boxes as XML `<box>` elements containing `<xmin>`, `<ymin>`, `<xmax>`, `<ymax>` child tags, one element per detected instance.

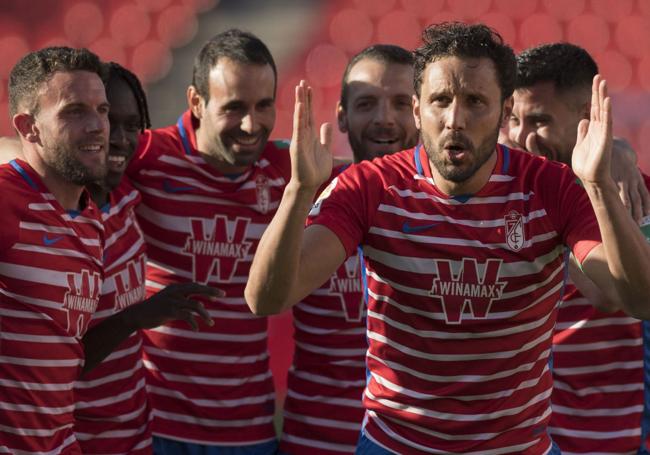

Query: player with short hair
<box><xmin>279</xmin><ymin>44</ymin><xmax>417</xmax><ymax>454</ymax></box>
<box><xmin>0</xmin><ymin>46</ymin><xmax>108</xmax><ymax>454</ymax></box>
<box><xmin>126</xmin><ymin>29</ymin><xmax>290</xmax><ymax>454</ymax></box>
<box><xmin>246</xmin><ymin>22</ymin><xmax>650</xmax><ymax>454</ymax></box>
<box><xmin>509</xmin><ymin>42</ymin><xmax>650</xmax><ymax>454</ymax></box>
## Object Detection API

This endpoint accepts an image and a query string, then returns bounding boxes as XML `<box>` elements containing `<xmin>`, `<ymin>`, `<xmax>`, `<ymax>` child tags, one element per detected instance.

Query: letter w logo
<box><xmin>431</xmin><ymin>258</ymin><xmax>506</xmax><ymax>324</ymax></box>
<box><xmin>114</xmin><ymin>254</ymin><xmax>146</xmax><ymax>311</ymax></box>
<box><xmin>328</xmin><ymin>254</ymin><xmax>365</xmax><ymax>322</ymax></box>
<box><xmin>183</xmin><ymin>215</ymin><xmax>252</xmax><ymax>284</ymax></box>
<box><xmin>64</xmin><ymin>269</ymin><xmax>101</xmax><ymax>337</ymax></box>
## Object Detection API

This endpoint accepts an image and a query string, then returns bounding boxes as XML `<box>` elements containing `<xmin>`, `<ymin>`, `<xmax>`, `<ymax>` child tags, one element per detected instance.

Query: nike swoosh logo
<box><xmin>402</xmin><ymin>221</ymin><xmax>440</xmax><ymax>233</ymax></box>
<box><xmin>43</xmin><ymin>234</ymin><xmax>64</xmax><ymax>246</ymax></box>
<box><xmin>163</xmin><ymin>179</ymin><xmax>196</xmax><ymax>193</ymax></box>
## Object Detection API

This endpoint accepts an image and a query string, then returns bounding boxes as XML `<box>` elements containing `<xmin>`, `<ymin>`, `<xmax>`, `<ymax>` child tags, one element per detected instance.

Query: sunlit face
<box><xmin>33</xmin><ymin>70</ymin><xmax>109</xmax><ymax>185</ymax></box>
<box><xmin>105</xmin><ymin>76</ymin><xmax>141</xmax><ymax>190</ymax></box>
<box><xmin>414</xmin><ymin>56</ymin><xmax>508</xmax><ymax>192</ymax></box>
<box><xmin>193</xmin><ymin>57</ymin><xmax>276</xmax><ymax>173</ymax></box>
<box><xmin>509</xmin><ymin>81</ymin><xmax>587</xmax><ymax>165</ymax></box>
<box><xmin>338</xmin><ymin>59</ymin><xmax>418</xmax><ymax>162</ymax></box>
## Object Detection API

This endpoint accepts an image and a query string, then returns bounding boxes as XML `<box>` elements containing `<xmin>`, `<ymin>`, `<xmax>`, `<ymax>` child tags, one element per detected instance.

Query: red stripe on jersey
<box><xmin>549</xmin><ymin>172</ymin><xmax>650</xmax><ymax>454</ymax></box>
<box><xmin>281</xmin><ymin>164</ymin><xmax>367</xmax><ymax>454</ymax></box>
<box><xmin>307</xmin><ymin>146</ymin><xmax>601</xmax><ymax>454</ymax></box>
<box><xmin>126</xmin><ymin>111</ymin><xmax>291</xmax><ymax>445</ymax></box>
<box><xmin>73</xmin><ymin>180</ymin><xmax>152</xmax><ymax>454</ymax></box>
<box><xmin>0</xmin><ymin>160</ymin><xmax>104</xmax><ymax>454</ymax></box>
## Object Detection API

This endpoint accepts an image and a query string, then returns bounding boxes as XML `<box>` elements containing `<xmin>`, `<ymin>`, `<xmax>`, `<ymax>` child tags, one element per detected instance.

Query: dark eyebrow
<box><xmin>525</xmin><ymin>112</ymin><xmax>552</xmax><ymax>122</ymax></box>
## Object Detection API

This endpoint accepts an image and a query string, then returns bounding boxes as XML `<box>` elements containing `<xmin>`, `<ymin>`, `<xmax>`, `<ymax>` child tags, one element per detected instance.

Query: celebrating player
<box><xmin>280</xmin><ymin>44</ymin><xmax>418</xmax><ymax>454</ymax></box>
<box><xmin>246</xmin><ymin>22</ymin><xmax>650</xmax><ymax>454</ymax></box>
<box><xmin>0</xmin><ymin>46</ymin><xmax>108</xmax><ymax>454</ymax></box>
<box><xmin>509</xmin><ymin>42</ymin><xmax>650</xmax><ymax>454</ymax></box>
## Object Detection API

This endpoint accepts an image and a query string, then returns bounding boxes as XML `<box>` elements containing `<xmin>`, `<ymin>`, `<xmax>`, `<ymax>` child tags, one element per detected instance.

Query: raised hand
<box><xmin>571</xmin><ymin>75</ymin><xmax>614</xmax><ymax>186</ymax></box>
<box><xmin>289</xmin><ymin>80</ymin><xmax>333</xmax><ymax>191</ymax></box>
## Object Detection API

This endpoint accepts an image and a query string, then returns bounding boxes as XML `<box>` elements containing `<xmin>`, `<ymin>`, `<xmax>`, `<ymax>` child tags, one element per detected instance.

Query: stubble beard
<box><xmin>44</xmin><ymin>140</ymin><xmax>106</xmax><ymax>186</ymax></box>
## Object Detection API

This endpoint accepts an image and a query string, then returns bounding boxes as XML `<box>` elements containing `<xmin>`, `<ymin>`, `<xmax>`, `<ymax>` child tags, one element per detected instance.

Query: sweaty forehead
<box><xmin>423</xmin><ymin>56</ymin><xmax>499</xmax><ymax>96</ymax></box>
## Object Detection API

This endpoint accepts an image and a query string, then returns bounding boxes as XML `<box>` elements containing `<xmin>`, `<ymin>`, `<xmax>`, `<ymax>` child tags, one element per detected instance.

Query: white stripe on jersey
<box><xmin>552</xmin><ymin>403</ymin><xmax>642</xmax><ymax>417</ymax></box>
<box><xmin>552</xmin><ymin>338</ymin><xmax>642</xmax><ymax>352</ymax></box>
<box><xmin>76</xmin><ymin>378</ymin><xmax>146</xmax><ymax>409</ymax></box>
<box><xmin>9</xmin><ymin>244</ymin><xmax>102</xmax><ymax>267</ymax></box>
<box><xmin>290</xmin><ymin>370</ymin><xmax>366</xmax><ymax>388</ymax></box>
<box><xmin>552</xmin><ymin>380</ymin><xmax>643</xmax><ymax>396</ymax></box>
<box><xmin>285</xmin><ymin>388</ymin><xmax>364</xmax><ymax>408</ymax></box>
<box><xmin>75</xmin><ymin>359</ymin><xmax>143</xmax><ymax>389</ymax></box>
<box><xmin>147</xmin><ymin>325</ymin><xmax>267</xmax><ymax>342</ymax></box>
<box><xmin>555</xmin><ymin>316</ymin><xmax>639</xmax><ymax>330</ymax></box>
<box><xmin>144</xmin><ymin>346</ymin><xmax>268</xmax><ymax>363</ymax></box>
<box><xmin>281</xmin><ymin>433</ymin><xmax>356</xmax><ymax>453</ymax></box>
<box><xmin>552</xmin><ymin>360</ymin><xmax>643</xmax><ymax>376</ymax></box>
<box><xmin>152</xmin><ymin>409</ymin><xmax>275</xmax><ymax>427</ymax></box>
<box><xmin>284</xmin><ymin>410</ymin><xmax>361</xmax><ymax>430</ymax></box>
<box><xmin>293</xmin><ymin>318</ymin><xmax>366</xmax><ymax>336</ymax></box>
<box><xmin>143</xmin><ymin>360</ymin><xmax>272</xmax><ymax>385</ymax></box>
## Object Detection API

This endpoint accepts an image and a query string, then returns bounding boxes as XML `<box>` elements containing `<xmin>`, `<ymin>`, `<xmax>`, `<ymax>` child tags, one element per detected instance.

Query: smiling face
<box><xmin>508</xmin><ymin>81</ymin><xmax>587</xmax><ymax>165</ymax></box>
<box><xmin>104</xmin><ymin>76</ymin><xmax>141</xmax><ymax>190</ymax></box>
<box><xmin>338</xmin><ymin>59</ymin><xmax>418</xmax><ymax>163</ymax></box>
<box><xmin>414</xmin><ymin>56</ymin><xmax>510</xmax><ymax>195</ymax></box>
<box><xmin>33</xmin><ymin>70</ymin><xmax>110</xmax><ymax>185</ymax></box>
<box><xmin>191</xmin><ymin>57</ymin><xmax>276</xmax><ymax>173</ymax></box>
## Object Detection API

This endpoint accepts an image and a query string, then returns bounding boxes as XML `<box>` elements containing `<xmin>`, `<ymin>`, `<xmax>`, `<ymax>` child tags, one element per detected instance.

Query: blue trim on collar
<box><xmin>100</xmin><ymin>202</ymin><xmax>111</xmax><ymax>214</ymax></box>
<box><xmin>67</xmin><ymin>209</ymin><xmax>81</xmax><ymax>218</ymax></box>
<box><xmin>177</xmin><ymin>115</ymin><xmax>192</xmax><ymax>156</ymax></box>
<box><xmin>10</xmin><ymin>160</ymin><xmax>38</xmax><ymax>190</ymax></box>
<box><xmin>414</xmin><ymin>145</ymin><xmax>423</xmax><ymax>175</ymax></box>
<box><xmin>501</xmin><ymin>144</ymin><xmax>511</xmax><ymax>174</ymax></box>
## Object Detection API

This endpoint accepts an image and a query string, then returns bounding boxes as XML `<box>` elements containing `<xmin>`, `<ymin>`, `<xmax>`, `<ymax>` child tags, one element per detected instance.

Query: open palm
<box><xmin>290</xmin><ymin>80</ymin><xmax>332</xmax><ymax>191</ymax></box>
<box><xmin>572</xmin><ymin>75</ymin><xmax>613</xmax><ymax>185</ymax></box>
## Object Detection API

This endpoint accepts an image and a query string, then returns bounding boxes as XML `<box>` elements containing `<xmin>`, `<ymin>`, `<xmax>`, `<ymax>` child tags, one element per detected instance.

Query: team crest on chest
<box><xmin>113</xmin><ymin>254</ymin><xmax>147</xmax><ymax>312</ymax></box>
<box><xmin>431</xmin><ymin>258</ymin><xmax>507</xmax><ymax>324</ymax></box>
<box><xmin>182</xmin><ymin>215</ymin><xmax>252</xmax><ymax>284</ymax></box>
<box><xmin>504</xmin><ymin>210</ymin><xmax>524</xmax><ymax>251</ymax></box>
<box><xmin>328</xmin><ymin>255</ymin><xmax>365</xmax><ymax>322</ymax></box>
<box><xmin>255</xmin><ymin>175</ymin><xmax>271</xmax><ymax>214</ymax></box>
<box><xmin>63</xmin><ymin>269</ymin><xmax>101</xmax><ymax>338</ymax></box>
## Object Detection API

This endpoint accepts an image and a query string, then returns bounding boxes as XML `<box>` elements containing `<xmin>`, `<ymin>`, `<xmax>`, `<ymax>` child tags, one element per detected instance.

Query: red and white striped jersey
<box><xmin>74</xmin><ymin>179</ymin><xmax>152</xmax><ymax>454</ymax></box>
<box><xmin>281</xmin><ymin>165</ymin><xmax>368</xmax><ymax>455</ymax></box>
<box><xmin>307</xmin><ymin>145</ymin><xmax>602</xmax><ymax>454</ymax></box>
<box><xmin>548</xmin><ymin>174</ymin><xmax>650</xmax><ymax>454</ymax></box>
<box><xmin>0</xmin><ymin>159</ymin><xmax>104</xmax><ymax>454</ymax></box>
<box><xmin>126</xmin><ymin>111</ymin><xmax>291</xmax><ymax>445</ymax></box>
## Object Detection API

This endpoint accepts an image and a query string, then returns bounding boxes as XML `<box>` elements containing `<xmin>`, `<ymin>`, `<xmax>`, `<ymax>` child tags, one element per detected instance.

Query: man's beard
<box><xmin>44</xmin><ymin>142</ymin><xmax>106</xmax><ymax>186</ymax></box>
<box><xmin>423</xmin><ymin>120</ymin><xmax>501</xmax><ymax>183</ymax></box>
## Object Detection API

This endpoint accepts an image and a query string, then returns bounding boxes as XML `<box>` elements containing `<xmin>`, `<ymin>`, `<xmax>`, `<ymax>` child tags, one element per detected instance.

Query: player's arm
<box><xmin>573</xmin><ymin>76</ymin><xmax>650</xmax><ymax>319</ymax></box>
<box><xmin>81</xmin><ymin>282</ymin><xmax>222</xmax><ymax>374</ymax></box>
<box><xmin>0</xmin><ymin>136</ymin><xmax>22</xmax><ymax>164</ymax></box>
<box><xmin>568</xmin><ymin>255</ymin><xmax>618</xmax><ymax>312</ymax></box>
<box><xmin>246</xmin><ymin>81</ymin><xmax>344</xmax><ymax>316</ymax></box>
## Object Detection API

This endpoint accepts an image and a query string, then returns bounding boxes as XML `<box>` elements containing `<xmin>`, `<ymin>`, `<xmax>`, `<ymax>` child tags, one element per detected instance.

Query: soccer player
<box><xmin>246</xmin><ymin>22</ymin><xmax>650</xmax><ymax>454</ymax></box>
<box><xmin>74</xmin><ymin>62</ymin><xmax>219</xmax><ymax>455</ymax></box>
<box><xmin>509</xmin><ymin>42</ymin><xmax>650</xmax><ymax>454</ymax></box>
<box><xmin>0</xmin><ymin>46</ymin><xmax>108</xmax><ymax>454</ymax></box>
<box><xmin>279</xmin><ymin>44</ymin><xmax>418</xmax><ymax>454</ymax></box>
<box><xmin>125</xmin><ymin>29</ymin><xmax>291</xmax><ymax>454</ymax></box>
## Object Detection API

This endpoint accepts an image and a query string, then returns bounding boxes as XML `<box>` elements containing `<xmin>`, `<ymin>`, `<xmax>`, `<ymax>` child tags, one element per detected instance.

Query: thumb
<box><xmin>576</xmin><ymin>119</ymin><xmax>589</xmax><ymax>145</ymax></box>
<box><xmin>320</xmin><ymin>122</ymin><xmax>332</xmax><ymax>153</ymax></box>
<box><xmin>525</xmin><ymin>132</ymin><xmax>541</xmax><ymax>156</ymax></box>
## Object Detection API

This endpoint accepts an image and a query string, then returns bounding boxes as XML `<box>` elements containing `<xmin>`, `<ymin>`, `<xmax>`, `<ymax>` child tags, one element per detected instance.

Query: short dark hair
<box><xmin>9</xmin><ymin>46</ymin><xmax>105</xmax><ymax>118</ymax></box>
<box><xmin>516</xmin><ymin>43</ymin><xmax>598</xmax><ymax>94</ymax></box>
<box><xmin>414</xmin><ymin>22</ymin><xmax>516</xmax><ymax>101</ymax></box>
<box><xmin>106</xmin><ymin>62</ymin><xmax>151</xmax><ymax>132</ymax></box>
<box><xmin>191</xmin><ymin>28</ymin><xmax>277</xmax><ymax>101</ymax></box>
<box><xmin>340</xmin><ymin>44</ymin><xmax>414</xmax><ymax>109</ymax></box>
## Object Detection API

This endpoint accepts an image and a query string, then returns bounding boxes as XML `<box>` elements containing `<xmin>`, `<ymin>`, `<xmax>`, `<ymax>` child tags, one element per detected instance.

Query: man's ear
<box><xmin>187</xmin><ymin>85</ymin><xmax>204</xmax><ymax>119</ymax></box>
<box><xmin>501</xmin><ymin>96</ymin><xmax>513</xmax><ymax>128</ymax></box>
<box><xmin>336</xmin><ymin>101</ymin><xmax>348</xmax><ymax>134</ymax></box>
<box><xmin>12</xmin><ymin>113</ymin><xmax>39</xmax><ymax>143</ymax></box>
<box><xmin>413</xmin><ymin>94</ymin><xmax>422</xmax><ymax>130</ymax></box>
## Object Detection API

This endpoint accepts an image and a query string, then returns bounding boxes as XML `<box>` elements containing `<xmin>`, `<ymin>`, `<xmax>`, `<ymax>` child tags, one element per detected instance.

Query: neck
<box><xmin>195</xmin><ymin>127</ymin><xmax>250</xmax><ymax>175</ymax></box>
<box><xmin>429</xmin><ymin>149</ymin><xmax>497</xmax><ymax>196</ymax></box>
<box><xmin>86</xmin><ymin>182</ymin><xmax>110</xmax><ymax>207</ymax></box>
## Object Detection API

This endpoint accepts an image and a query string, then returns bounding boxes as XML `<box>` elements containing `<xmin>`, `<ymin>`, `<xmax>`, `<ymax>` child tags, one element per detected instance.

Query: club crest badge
<box><xmin>309</xmin><ymin>177</ymin><xmax>338</xmax><ymax>217</ymax></box>
<box><xmin>504</xmin><ymin>210</ymin><xmax>524</xmax><ymax>251</ymax></box>
<box><xmin>255</xmin><ymin>174</ymin><xmax>270</xmax><ymax>214</ymax></box>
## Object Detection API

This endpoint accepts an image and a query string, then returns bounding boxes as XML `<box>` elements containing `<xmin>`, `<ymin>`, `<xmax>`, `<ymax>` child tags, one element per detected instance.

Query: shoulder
<box><xmin>259</xmin><ymin>139</ymin><xmax>292</xmax><ymax>178</ymax></box>
<box><xmin>503</xmin><ymin>145</ymin><xmax>577</xmax><ymax>185</ymax></box>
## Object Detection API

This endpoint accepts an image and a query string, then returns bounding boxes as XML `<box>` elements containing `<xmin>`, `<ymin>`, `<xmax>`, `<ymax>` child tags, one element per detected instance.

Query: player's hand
<box><xmin>289</xmin><ymin>80</ymin><xmax>332</xmax><ymax>192</ymax></box>
<box><xmin>610</xmin><ymin>137</ymin><xmax>650</xmax><ymax>223</ymax></box>
<box><xmin>572</xmin><ymin>75</ymin><xmax>614</xmax><ymax>186</ymax></box>
<box><xmin>525</xmin><ymin>132</ymin><xmax>557</xmax><ymax>161</ymax></box>
<box><xmin>127</xmin><ymin>282</ymin><xmax>224</xmax><ymax>331</ymax></box>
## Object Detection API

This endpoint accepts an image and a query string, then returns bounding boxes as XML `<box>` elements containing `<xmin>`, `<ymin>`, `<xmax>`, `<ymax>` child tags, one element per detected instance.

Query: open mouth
<box><xmin>233</xmin><ymin>135</ymin><xmax>261</xmax><ymax>146</ymax></box>
<box><xmin>370</xmin><ymin>138</ymin><xmax>398</xmax><ymax>145</ymax></box>
<box><xmin>444</xmin><ymin>142</ymin><xmax>469</xmax><ymax>160</ymax></box>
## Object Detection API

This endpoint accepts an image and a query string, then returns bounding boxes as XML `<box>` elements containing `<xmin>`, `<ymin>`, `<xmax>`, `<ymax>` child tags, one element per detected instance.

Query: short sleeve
<box><xmin>541</xmin><ymin>163</ymin><xmax>601</xmax><ymax>264</ymax></box>
<box><xmin>306</xmin><ymin>163</ymin><xmax>379</xmax><ymax>258</ymax></box>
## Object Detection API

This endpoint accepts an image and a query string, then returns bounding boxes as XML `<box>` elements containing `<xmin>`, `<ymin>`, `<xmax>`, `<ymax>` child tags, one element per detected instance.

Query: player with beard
<box><xmin>509</xmin><ymin>43</ymin><xmax>650</xmax><ymax>455</ymax></box>
<box><xmin>246</xmin><ymin>22</ymin><xmax>650</xmax><ymax>454</ymax></box>
<box><xmin>0</xmin><ymin>46</ymin><xmax>108</xmax><ymax>454</ymax></box>
<box><xmin>125</xmin><ymin>29</ymin><xmax>291</xmax><ymax>454</ymax></box>
<box><xmin>279</xmin><ymin>44</ymin><xmax>418</xmax><ymax>454</ymax></box>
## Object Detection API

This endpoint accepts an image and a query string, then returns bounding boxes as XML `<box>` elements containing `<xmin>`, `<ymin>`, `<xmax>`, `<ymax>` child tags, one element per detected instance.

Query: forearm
<box><xmin>80</xmin><ymin>307</ymin><xmax>139</xmax><ymax>375</ymax></box>
<box><xmin>585</xmin><ymin>180</ymin><xmax>650</xmax><ymax>317</ymax></box>
<box><xmin>246</xmin><ymin>181</ymin><xmax>318</xmax><ymax>315</ymax></box>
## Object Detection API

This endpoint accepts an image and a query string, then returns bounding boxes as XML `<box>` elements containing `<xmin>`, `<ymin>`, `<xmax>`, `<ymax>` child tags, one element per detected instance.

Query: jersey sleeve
<box><xmin>542</xmin><ymin>163</ymin><xmax>601</xmax><ymax>264</ymax></box>
<box><xmin>0</xmin><ymin>195</ymin><xmax>19</xmax><ymax>253</ymax></box>
<box><xmin>306</xmin><ymin>163</ymin><xmax>378</xmax><ymax>258</ymax></box>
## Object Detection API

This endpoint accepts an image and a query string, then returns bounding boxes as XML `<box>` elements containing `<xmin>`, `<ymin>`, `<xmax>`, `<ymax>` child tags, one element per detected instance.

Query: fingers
<box><xmin>617</xmin><ymin>180</ymin><xmax>631</xmax><ymax>214</ymax></box>
<box><xmin>320</xmin><ymin>123</ymin><xmax>332</xmax><ymax>152</ymax></box>
<box><xmin>183</xmin><ymin>299</ymin><xmax>214</xmax><ymax>328</ymax></box>
<box><xmin>630</xmin><ymin>185</ymin><xmax>643</xmax><ymax>223</ymax></box>
<box><xmin>525</xmin><ymin>132</ymin><xmax>541</xmax><ymax>157</ymax></box>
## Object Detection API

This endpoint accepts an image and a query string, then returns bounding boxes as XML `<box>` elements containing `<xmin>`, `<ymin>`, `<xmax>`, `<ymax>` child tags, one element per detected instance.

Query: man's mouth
<box><xmin>233</xmin><ymin>135</ymin><xmax>261</xmax><ymax>146</ymax></box>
